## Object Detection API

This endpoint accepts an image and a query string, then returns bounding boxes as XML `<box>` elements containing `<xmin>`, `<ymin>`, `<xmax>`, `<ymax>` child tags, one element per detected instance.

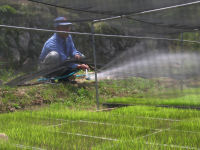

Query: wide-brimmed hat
<box><xmin>54</xmin><ymin>17</ymin><xmax>72</xmax><ymax>27</ymax></box>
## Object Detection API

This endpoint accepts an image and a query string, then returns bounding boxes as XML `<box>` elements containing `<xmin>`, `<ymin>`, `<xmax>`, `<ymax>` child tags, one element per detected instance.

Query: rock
<box><xmin>18</xmin><ymin>32</ymin><xmax>30</xmax><ymax>51</ymax></box>
<box><xmin>7</xmin><ymin>35</ymin><xmax>17</xmax><ymax>48</ymax></box>
<box><xmin>0</xmin><ymin>133</ymin><xmax>8</xmax><ymax>141</ymax></box>
<box><xmin>10</xmin><ymin>48</ymin><xmax>20</xmax><ymax>62</ymax></box>
<box><xmin>105</xmin><ymin>40</ymin><xmax>116</xmax><ymax>56</ymax></box>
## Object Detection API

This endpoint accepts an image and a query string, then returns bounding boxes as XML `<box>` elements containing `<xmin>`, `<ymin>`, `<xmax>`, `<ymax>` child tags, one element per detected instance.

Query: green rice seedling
<box><xmin>0</xmin><ymin>140</ymin><xmax>22</xmax><ymax>150</ymax></box>
<box><xmin>158</xmin><ymin>94</ymin><xmax>200</xmax><ymax>106</ymax></box>
<box><xmin>170</xmin><ymin>118</ymin><xmax>200</xmax><ymax>132</ymax></box>
<box><xmin>93</xmin><ymin>138</ymin><xmax>186</xmax><ymax>150</ymax></box>
<box><xmin>5</xmin><ymin>124</ymin><xmax>115</xmax><ymax>149</ymax></box>
<box><xmin>106</xmin><ymin>91</ymin><xmax>200</xmax><ymax>107</ymax></box>
<box><xmin>28</xmin><ymin>105</ymin><xmax>194</xmax><ymax>129</ymax></box>
<box><xmin>1</xmin><ymin>104</ymin><xmax>200</xmax><ymax>149</ymax></box>
<box><xmin>110</xmin><ymin>106</ymin><xmax>200</xmax><ymax>119</ymax></box>
<box><xmin>145</xmin><ymin>129</ymin><xmax>200</xmax><ymax>148</ymax></box>
<box><xmin>50</xmin><ymin>120</ymin><xmax>156</xmax><ymax>140</ymax></box>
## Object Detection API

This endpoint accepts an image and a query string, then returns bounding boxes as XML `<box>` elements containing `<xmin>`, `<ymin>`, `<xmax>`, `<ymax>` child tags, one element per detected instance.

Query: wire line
<box><xmin>1</xmin><ymin>24</ymin><xmax>200</xmax><ymax>44</ymax></box>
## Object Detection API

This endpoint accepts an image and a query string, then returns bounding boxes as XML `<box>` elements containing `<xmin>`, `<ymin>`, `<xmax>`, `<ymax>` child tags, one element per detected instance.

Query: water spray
<box><xmin>93</xmin><ymin>52</ymin><xmax>200</xmax><ymax>81</ymax></box>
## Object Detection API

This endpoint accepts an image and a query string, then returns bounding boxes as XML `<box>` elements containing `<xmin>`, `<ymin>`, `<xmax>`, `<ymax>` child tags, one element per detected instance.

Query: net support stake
<box><xmin>91</xmin><ymin>22</ymin><xmax>100</xmax><ymax>110</ymax></box>
<box><xmin>180</xmin><ymin>33</ymin><xmax>184</xmax><ymax>91</ymax></box>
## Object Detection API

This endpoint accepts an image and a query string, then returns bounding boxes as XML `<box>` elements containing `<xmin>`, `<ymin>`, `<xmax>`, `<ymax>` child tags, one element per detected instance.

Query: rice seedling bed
<box><xmin>104</xmin><ymin>88</ymin><xmax>200</xmax><ymax>109</ymax></box>
<box><xmin>145</xmin><ymin>129</ymin><xmax>200</xmax><ymax>148</ymax></box>
<box><xmin>50</xmin><ymin>120</ymin><xmax>156</xmax><ymax>140</ymax></box>
<box><xmin>1</xmin><ymin>105</ymin><xmax>200</xmax><ymax>149</ymax></box>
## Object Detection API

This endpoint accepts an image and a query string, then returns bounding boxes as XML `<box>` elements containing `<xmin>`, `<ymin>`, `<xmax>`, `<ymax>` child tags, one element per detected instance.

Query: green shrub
<box><xmin>0</xmin><ymin>5</ymin><xmax>17</xmax><ymax>14</ymax></box>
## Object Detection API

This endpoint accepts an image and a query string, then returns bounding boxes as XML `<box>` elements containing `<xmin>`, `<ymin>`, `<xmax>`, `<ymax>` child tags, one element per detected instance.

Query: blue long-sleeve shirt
<box><xmin>39</xmin><ymin>33</ymin><xmax>82</xmax><ymax>68</ymax></box>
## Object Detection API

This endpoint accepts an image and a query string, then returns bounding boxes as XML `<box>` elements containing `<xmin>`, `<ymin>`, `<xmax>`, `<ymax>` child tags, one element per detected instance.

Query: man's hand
<box><xmin>77</xmin><ymin>64</ymin><xmax>90</xmax><ymax>70</ymax></box>
<box><xmin>75</xmin><ymin>54</ymin><xmax>81</xmax><ymax>60</ymax></box>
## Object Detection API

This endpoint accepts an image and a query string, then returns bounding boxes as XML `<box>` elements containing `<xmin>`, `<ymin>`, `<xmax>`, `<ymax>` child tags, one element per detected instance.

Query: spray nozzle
<box><xmin>85</xmin><ymin>69</ymin><xmax>91</xmax><ymax>80</ymax></box>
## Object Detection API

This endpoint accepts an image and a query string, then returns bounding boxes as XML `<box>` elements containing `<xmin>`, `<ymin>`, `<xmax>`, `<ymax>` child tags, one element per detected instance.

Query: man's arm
<box><xmin>68</xmin><ymin>35</ymin><xmax>83</xmax><ymax>59</ymax></box>
<box><xmin>67</xmin><ymin>35</ymin><xmax>89</xmax><ymax>70</ymax></box>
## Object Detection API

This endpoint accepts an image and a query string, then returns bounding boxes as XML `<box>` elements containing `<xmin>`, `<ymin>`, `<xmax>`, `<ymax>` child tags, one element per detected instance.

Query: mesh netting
<box><xmin>25</xmin><ymin>0</ymin><xmax>200</xmax><ymax>35</ymax></box>
<box><xmin>28</xmin><ymin>0</ymin><xmax>199</xmax><ymax>17</ymax></box>
<box><xmin>132</xmin><ymin>3</ymin><xmax>200</xmax><ymax>30</ymax></box>
<box><xmin>1</xmin><ymin>0</ymin><xmax>200</xmax><ymax>35</ymax></box>
<box><xmin>1</xmin><ymin>1</ymin><xmax>200</xmax><ymax>150</ymax></box>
